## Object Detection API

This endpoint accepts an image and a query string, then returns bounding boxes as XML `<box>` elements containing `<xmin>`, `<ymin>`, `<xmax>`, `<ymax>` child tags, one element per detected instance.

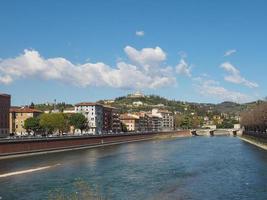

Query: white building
<box><xmin>152</xmin><ymin>109</ymin><xmax>174</xmax><ymax>131</ymax></box>
<box><xmin>133</xmin><ymin>101</ymin><xmax>143</xmax><ymax>106</ymax></box>
<box><xmin>75</xmin><ymin>102</ymin><xmax>103</xmax><ymax>134</ymax></box>
<box><xmin>63</xmin><ymin>107</ymin><xmax>75</xmax><ymax>114</ymax></box>
<box><xmin>128</xmin><ymin>91</ymin><xmax>145</xmax><ymax>98</ymax></box>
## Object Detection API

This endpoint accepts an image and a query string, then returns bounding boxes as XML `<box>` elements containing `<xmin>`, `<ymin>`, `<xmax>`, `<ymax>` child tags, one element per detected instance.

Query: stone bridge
<box><xmin>191</xmin><ymin>129</ymin><xmax>242</xmax><ymax>136</ymax></box>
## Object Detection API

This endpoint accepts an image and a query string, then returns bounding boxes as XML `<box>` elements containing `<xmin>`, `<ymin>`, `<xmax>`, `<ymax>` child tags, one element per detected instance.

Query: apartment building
<box><xmin>134</xmin><ymin>112</ymin><xmax>149</xmax><ymax>132</ymax></box>
<box><xmin>147</xmin><ymin>113</ymin><xmax>163</xmax><ymax>132</ymax></box>
<box><xmin>9</xmin><ymin>107</ymin><xmax>42</xmax><ymax>135</ymax></box>
<box><xmin>0</xmin><ymin>93</ymin><xmax>11</xmax><ymax>137</ymax></box>
<box><xmin>103</xmin><ymin>106</ymin><xmax>113</xmax><ymax>133</ymax></box>
<box><xmin>152</xmin><ymin>109</ymin><xmax>174</xmax><ymax>131</ymax></box>
<box><xmin>111</xmin><ymin>107</ymin><xmax>121</xmax><ymax>133</ymax></box>
<box><xmin>75</xmin><ymin>102</ymin><xmax>103</xmax><ymax>134</ymax></box>
<box><xmin>120</xmin><ymin>113</ymin><xmax>139</xmax><ymax>131</ymax></box>
<box><xmin>102</xmin><ymin>106</ymin><xmax>121</xmax><ymax>133</ymax></box>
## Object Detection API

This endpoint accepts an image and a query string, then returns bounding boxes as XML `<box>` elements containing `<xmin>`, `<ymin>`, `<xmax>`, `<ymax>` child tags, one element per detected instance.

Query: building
<box><xmin>0</xmin><ymin>93</ymin><xmax>11</xmax><ymax>137</ymax></box>
<box><xmin>128</xmin><ymin>91</ymin><xmax>145</xmax><ymax>98</ymax></box>
<box><xmin>9</xmin><ymin>107</ymin><xmax>42</xmax><ymax>135</ymax></box>
<box><xmin>102</xmin><ymin>106</ymin><xmax>122</xmax><ymax>133</ymax></box>
<box><xmin>147</xmin><ymin>113</ymin><xmax>163</xmax><ymax>132</ymax></box>
<box><xmin>152</xmin><ymin>109</ymin><xmax>174</xmax><ymax>131</ymax></box>
<box><xmin>75</xmin><ymin>102</ymin><xmax>104</xmax><ymax>134</ymax></box>
<box><xmin>133</xmin><ymin>101</ymin><xmax>143</xmax><ymax>106</ymax></box>
<box><xmin>63</xmin><ymin>107</ymin><xmax>75</xmax><ymax>114</ymax></box>
<box><xmin>103</xmin><ymin>106</ymin><xmax>113</xmax><ymax>133</ymax></box>
<box><xmin>160</xmin><ymin>110</ymin><xmax>174</xmax><ymax>131</ymax></box>
<box><xmin>120</xmin><ymin>113</ymin><xmax>139</xmax><ymax>131</ymax></box>
<box><xmin>134</xmin><ymin>112</ymin><xmax>149</xmax><ymax>132</ymax></box>
<box><xmin>111</xmin><ymin>107</ymin><xmax>121</xmax><ymax>133</ymax></box>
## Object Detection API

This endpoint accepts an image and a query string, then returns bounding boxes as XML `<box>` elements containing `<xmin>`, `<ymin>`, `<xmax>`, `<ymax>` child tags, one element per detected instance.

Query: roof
<box><xmin>10</xmin><ymin>107</ymin><xmax>43</xmax><ymax>113</ymax></box>
<box><xmin>75</xmin><ymin>102</ymin><xmax>102</xmax><ymax>106</ymax></box>
<box><xmin>103</xmin><ymin>105</ymin><xmax>118</xmax><ymax>110</ymax></box>
<box><xmin>158</xmin><ymin>109</ymin><xmax>172</xmax><ymax>114</ymax></box>
<box><xmin>0</xmin><ymin>93</ymin><xmax>11</xmax><ymax>98</ymax></box>
<box><xmin>120</xmin><ymin>113</ymin><xmax>139</xmax><ymax>120</ymax></box>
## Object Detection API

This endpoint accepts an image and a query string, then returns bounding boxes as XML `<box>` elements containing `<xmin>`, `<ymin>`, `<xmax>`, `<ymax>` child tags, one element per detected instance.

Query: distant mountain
<box><xmin>214</xmin><ymin>101</ymin><xmax>242</xmax><ymax>114</ymax></box>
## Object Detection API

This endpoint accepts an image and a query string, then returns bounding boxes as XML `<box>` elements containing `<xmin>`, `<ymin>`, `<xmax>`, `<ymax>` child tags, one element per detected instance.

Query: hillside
<box><xmin>98</xmin><ymin>95</ymin><xmax>253</xmax><ymax>116</ymax></box>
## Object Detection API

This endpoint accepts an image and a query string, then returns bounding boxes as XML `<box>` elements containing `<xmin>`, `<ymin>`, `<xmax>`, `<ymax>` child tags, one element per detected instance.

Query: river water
<box><xmin>1</xmin><ymin>136</ymin><xmax>267</xmax><ymax>200</ymax></box>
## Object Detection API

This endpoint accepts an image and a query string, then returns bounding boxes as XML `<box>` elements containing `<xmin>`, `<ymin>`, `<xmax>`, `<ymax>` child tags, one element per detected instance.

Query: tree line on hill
<box><xmin>23</xmin><ymin>113</ymin><xmax>88</xmax><ymax>135</ymax></box>
<box><xmin>241</xmin><ymin>102</ymin><xmax>267</xmax><ymax>132</ymax></box>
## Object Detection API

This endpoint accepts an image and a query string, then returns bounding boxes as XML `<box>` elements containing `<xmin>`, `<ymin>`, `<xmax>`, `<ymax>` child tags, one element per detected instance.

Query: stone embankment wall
<box><xmin>240</xmin><ymin>131</ymin><xmax>267</xmax><ymax>150</ymax></box>
<box><xmin>0</xmin><ymin>130</ymin><xmax>191</xmax><ymax>158</ymax></box>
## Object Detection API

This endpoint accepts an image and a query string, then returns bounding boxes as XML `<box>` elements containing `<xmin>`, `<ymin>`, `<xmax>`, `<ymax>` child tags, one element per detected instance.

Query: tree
<box><xmin>241</xmin><ymin>102</ymin><xmax>267</xmax><ymax>132</ymax></box>
<box><xmin>69</xmin><ymin>113</ymin><xmax>88</xmax><ymax>134</ymax></box>
<box><xmin>39</xmin><ymin>113</ymin><xmax>69</xmax><ymax>135</ymax></box>
<box><xmin>24</xmin><ymin>117</ymin><xmax>40</xmax><ymax>135</ymax></box>
<box><xmin>121</xmin><ymin>122</ymin><xmax>128</xmax><ymax>132</ymax></box>
<box><xmin>191</xmin><ymin>116</ymin><xmax>201</xmax><ymax>129</ymax></box>
<box><xmin>180</xmin><ymin>115</ymin><xmax>192</xmax><ymax>129</ymax></box>
<box><xmin>40</xmin><ymin>113</ymin><xmax>56</xmax><ymax>134</ymax></box>
<box><xmin>174</xmin><ymin>114</ymin><xmax>183</xmax><ymax>129</ymax></box>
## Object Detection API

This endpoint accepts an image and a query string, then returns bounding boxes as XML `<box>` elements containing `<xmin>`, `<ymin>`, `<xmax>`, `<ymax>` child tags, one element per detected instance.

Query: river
<box><xmin>1</xmin><ymin>136</ymin><xmax>267</xmax><ymax>200</ymax></box>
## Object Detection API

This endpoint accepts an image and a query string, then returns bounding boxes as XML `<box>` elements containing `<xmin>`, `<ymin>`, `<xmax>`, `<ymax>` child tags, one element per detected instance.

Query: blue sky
<box><xmin>0</xmin><ymin>0</ymin><xmax>266</xmax><ymax>105</ymax></box>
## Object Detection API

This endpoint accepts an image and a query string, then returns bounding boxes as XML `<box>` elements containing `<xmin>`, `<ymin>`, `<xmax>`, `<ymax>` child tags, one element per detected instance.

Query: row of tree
<box><xmin>24</xmin><ymin>113</ymin><xmax>88</xmax><ymax>135</ymax></box>
<box><xmin>174</xmin><ymin>114</ymin><xmax>202</xmax><ymax>129</ymax></box>
<box><xmin>241</xmin><ymin>102</ymin><xmax>267</xmax><ymax>132</ymax></box>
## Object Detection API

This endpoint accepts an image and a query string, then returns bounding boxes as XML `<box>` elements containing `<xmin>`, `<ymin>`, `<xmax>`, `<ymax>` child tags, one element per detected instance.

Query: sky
<box><xmin>0</xmin><ymin>0</ymin><xmax>266</xmax><ymax>105</ymax></box>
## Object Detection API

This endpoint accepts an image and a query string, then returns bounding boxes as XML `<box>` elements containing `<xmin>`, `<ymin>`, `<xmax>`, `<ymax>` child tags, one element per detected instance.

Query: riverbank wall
<box><xmin>239</xmin><ymin>131</ymin><xmax>267</xmax><ymax>150</ymax></box>
<box><xmin>0</xmin><ymin>130</ymin><xmax>191</xmax><ymax>159</ymax></box>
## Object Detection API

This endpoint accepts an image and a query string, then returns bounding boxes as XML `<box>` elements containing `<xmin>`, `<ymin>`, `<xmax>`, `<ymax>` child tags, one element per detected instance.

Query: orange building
<box><xmin>10</xmin><ymin>107</ymin><xmax>42</xmax><ymax>135</ymax></box>
<box><xmin>120</xmin><ymin>113</ymin><xmax>139</xmax><ymax>131</ymax></box>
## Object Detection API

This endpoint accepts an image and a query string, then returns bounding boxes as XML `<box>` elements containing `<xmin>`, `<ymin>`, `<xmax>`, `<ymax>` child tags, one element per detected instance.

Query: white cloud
<box><xmin>224</xmin><ymin>49</ymin><xmax>236</xmax><ymax>57</ymax></box>
<box><xmin>220</xmin><ymin>62</ymin><xmax>258</xmax><ymax>88</ymax></box>
<box><xmin>0</xmin><ymin>48</ymin><xmax>176</xmax><ymax>90</ymax></box>
<box><xmin>194</xmin><ymin>76</ymin><xmax>250</xmax><ymax>103</ymax></box>
<box><xmin>0</xmin><ymin>75</ymin><xmax>12</xmax><ymax>84</ymax></box>
<box><xmin>176</xmin><ymin>58</ymin><xmax>191</xmax><ymax>77</ymax></box>
<box><xmin>135</xmin><ymin>30</ymin><xmax>145</xmax><ymax>37</ymax></box>
<box><xmin>124</xmin><ymin>46</ymin><xmax>166</xmax><ymax>71</ymax></box>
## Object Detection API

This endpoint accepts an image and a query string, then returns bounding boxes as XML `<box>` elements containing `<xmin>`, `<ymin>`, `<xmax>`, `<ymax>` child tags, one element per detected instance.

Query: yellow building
<box><xmin>10</xmin><ymin>107</ymin><xmax>42</xmax><ymax>135</ymax></box>
<box><xmin>120</xmin><ymin>113</ymin><xmax>139</xmax><ymax>131</ymax></box>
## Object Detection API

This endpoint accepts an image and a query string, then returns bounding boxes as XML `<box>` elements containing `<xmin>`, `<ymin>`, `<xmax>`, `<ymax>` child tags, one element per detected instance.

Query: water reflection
<box><xmin>1</xmin><ymin>137</ymin><xmax>267</xmax><ymax>200</ymax></box>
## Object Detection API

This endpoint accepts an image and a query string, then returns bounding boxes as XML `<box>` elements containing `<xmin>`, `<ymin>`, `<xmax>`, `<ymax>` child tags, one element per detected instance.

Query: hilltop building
<box><xmin>0</xmin><ymin>93</ymin><xmax>11</xmax><ymax>137</ymax></box>
<box><xmin>128</xmin><ymin>91</ymin><xmax>145</xmax><ymax>98</ymax></box>
<box><xmin>9</xmin><ymin>107</ymin><xmax>42</xmax><ymax>135</ymax></box>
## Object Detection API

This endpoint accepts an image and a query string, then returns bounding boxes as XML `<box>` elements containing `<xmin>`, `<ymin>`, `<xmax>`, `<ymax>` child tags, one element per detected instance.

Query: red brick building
<box><xmin>103</xmin><ymin>106</ymin><xmax>121</xmax><ymax>133</ymax></box>
<box><xmin>103</xmin><ymin>106</ymin><xmax>113</xmax><ymax>133</ymax></box>
<box><xmin>0</xmin><ymin>93</ymin><xmax>11</xmax><ymax>137</ymax></box>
